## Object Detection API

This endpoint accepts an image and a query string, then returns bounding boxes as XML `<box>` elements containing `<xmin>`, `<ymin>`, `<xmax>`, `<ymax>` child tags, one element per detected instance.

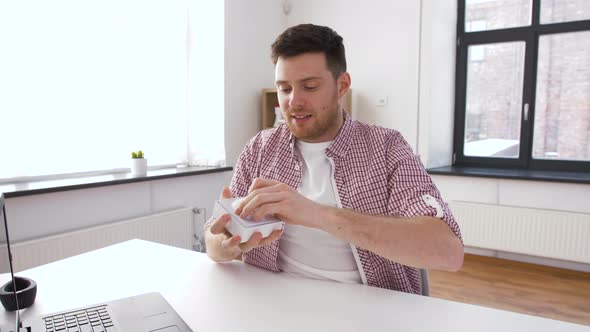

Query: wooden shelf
<box><xmin>261</xmin><ymin>88</ymin><xmax>352</xmax><ymax>129</ymax></box>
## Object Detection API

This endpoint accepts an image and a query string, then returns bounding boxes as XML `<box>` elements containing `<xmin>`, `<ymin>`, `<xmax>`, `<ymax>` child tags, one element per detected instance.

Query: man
<box><xmin>205</xmin><ymin>24</ymin><xmax>463</xmax><ymax>294</ymax></box>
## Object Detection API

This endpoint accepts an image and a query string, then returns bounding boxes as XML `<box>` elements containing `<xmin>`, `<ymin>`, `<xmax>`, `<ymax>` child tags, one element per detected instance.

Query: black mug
<box><xmin>0</xmin><ymin>276</ymin><xmax>37</xmax><ymax>311</ymax></box>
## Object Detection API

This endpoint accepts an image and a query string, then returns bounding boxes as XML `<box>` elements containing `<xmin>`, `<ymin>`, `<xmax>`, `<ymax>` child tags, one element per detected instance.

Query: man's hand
<box><xmin>205</xmin><ymin>186</ymin><xmax>283</xmax><ymax>262</ymax></box>
<box><xmin>234</xmin><ymin>178</ymin><xmax>325</xmax><ymax>229</ymax></box>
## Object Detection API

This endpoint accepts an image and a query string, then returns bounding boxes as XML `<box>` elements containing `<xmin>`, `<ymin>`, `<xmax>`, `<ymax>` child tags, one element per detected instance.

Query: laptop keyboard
<box><xmin>43</xmin><ymin>305</ymin><xmax>116</xmax><ymax>332</ymax></box>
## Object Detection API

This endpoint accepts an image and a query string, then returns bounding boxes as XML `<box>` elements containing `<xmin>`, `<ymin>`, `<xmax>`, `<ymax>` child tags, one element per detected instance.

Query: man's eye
<box><xmin>279</xmin><ymin>87</ymin><xmax>292</xmax><ymax>93</ymax></box>
<box><xmin>304</xmin><ymin>86</ymin><xmax>318</xmax><ymax>91</ymax></box>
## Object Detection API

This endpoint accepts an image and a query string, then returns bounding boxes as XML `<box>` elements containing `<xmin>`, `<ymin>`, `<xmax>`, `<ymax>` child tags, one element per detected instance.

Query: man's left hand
<box><xmin>234</xmin><ymin>178</ymin><xmax>324</xmax><ymax>229</ymax></box>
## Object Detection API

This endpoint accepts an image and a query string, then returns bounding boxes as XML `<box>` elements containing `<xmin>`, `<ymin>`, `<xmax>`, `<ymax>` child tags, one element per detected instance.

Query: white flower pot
<box><xmin>131</xmin><ymin>158</ymin><xmax>147</xmax><ymax>176</ymax></box>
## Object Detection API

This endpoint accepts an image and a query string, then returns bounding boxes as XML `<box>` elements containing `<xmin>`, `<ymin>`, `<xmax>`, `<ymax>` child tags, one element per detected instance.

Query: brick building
<box><xmin>464</xmin><ymin>0</ymin><xmax>590</xmax><ymax>161</ymax></box>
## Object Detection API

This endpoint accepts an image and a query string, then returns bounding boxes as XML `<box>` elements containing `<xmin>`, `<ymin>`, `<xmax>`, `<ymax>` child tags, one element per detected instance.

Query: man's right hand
<box><xmin>205</xmin><ymin>186</ymin><xmax>283</xmax><ymax>262</ymax></box>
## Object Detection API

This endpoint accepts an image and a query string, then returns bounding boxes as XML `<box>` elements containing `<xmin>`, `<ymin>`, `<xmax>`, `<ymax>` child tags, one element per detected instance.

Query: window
<box><xmin>466</xmin><ymin>20</ymin><xmax>488</xmax><ymax>33</ymax></box>
<box><xmin>0</xmin><ymin>0</ymin><xmax>225</xmax><ymax>181</ymax></box>
<box><xmin>454</xmin><ymin>0</ymin><xmax>590</xmax><ymax>171</ymax></box>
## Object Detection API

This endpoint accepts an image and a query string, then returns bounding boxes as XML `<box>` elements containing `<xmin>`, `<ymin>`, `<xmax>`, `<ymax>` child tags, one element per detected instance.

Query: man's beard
<box><xmin>285</xmin><ymin>101</ymin><xmax>342</xmax><ymax>142</ymax></box>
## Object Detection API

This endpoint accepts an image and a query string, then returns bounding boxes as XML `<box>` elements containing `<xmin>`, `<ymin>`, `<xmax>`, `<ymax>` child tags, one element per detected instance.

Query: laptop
<box><xmin>0</xmin><ymin>194</ymin><xmax>193</xmax><ymax>332</ymax></box>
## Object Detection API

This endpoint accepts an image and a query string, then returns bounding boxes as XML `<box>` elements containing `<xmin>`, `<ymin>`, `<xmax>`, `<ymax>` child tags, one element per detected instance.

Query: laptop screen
<box><xmin>1</xmin><ymin>194</ymin><xmax>21</xmax><ymax>330</ymax></box>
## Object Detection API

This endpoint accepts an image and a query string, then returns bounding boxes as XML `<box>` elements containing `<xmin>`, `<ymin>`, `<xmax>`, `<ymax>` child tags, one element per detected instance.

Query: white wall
<box><xmin>224</xmin><ymin>0</ymin><xmax>287</xmax><ymax>166</ymax></box>
<box><xmin>433</xmin><ymin>174</ymin><xmax>590</xmax><ymax>271</ymax></box>
<box><xmin>5</xmin><ymin>171</ymin><xmax>233</xmax><ymax>243</ymax></box>
<box><xmin>286</xmin><ymin>0</ymin><xmax>422</xmax><ymax>149</ymax></box>
<box><xmin>434</xmin><ymin>176</ymin><xmax>590</xmax><ymax>214</ymax></box>
<box><xmin>283</xmin><ymin>0</ymin><xmax>455</xmax><ymax>167</ymax></box>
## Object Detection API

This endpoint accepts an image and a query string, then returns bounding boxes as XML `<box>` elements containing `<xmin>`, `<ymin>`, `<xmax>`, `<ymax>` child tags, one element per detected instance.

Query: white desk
<box><xmin>1</xmin><ymin>239</ymin><xmax>588</xmax><ymax>331</ymax></box>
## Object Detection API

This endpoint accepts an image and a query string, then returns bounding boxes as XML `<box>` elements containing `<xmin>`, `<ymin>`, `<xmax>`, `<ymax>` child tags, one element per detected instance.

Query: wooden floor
<box><xmin>429</xmin><ymin>254</ymin><xmax>590</xmax><ymax>326</ymax></box>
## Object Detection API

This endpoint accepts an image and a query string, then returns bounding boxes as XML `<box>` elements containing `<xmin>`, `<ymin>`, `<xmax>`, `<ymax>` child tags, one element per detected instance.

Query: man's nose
<box><xmin>289</xmin><ymin>89</ymin><xmax>304</xmax><ymax>109</ymax></box>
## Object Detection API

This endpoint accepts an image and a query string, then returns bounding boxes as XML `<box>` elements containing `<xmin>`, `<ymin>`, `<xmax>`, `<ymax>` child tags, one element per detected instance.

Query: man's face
<box><xmin>275</xmin><ymin>53</ymin><xmax>350</xmax><ymax>143</ymax></box>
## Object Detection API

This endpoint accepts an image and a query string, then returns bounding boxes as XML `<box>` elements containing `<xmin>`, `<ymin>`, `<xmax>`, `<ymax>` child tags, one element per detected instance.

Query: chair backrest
<box><xmin>420</xmin><ymin>269</ymin><xmax>430</xmax><ymax>296</ymax></box>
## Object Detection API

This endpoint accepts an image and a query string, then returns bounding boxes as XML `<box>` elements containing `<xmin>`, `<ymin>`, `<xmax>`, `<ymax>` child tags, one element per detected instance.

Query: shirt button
<box><xmin>294</xmin><ymin>165</ymin><xmax>300</xmax><ymax>171</ymax></box>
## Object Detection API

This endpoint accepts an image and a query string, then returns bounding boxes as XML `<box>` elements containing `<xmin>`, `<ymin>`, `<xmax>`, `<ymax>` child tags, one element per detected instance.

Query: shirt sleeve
<box><xmin>386</xmin><ymin>135</ymin><xmax>462</xmax><ymax>242</ymax></box>
<box><xmin>229</xmin><ymin>137</ymin><xmax>257</xmax><ymax>199</ymax></box>
<box><xmin>202</xmin><ymin>135</ymin><xmax>258</xmax><ymax>231</ymax></box>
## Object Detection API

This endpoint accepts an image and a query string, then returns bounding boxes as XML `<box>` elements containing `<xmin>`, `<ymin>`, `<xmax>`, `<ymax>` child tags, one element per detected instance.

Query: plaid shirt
<box><xmin>229</xmin><ymin>114</ymin><xmax>462</xmax><ymax>294</ymax></box>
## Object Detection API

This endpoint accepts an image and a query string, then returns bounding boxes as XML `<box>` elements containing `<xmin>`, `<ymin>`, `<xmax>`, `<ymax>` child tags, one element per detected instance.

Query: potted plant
<box><xmin>131</xmin><ymin>150</ymin><xmax>147</xmax><ymax>176</ymax></box>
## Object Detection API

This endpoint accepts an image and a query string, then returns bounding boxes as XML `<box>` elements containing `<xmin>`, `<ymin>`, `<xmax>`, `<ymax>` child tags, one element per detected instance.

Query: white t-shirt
<box><xmin>277</xmin><ymin>140</ymin><xmax>362</xmax><ymax>284</ymax></box>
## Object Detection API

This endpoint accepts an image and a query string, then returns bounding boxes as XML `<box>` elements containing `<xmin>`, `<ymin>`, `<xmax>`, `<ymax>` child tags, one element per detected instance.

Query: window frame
<box><xmin>454</xmin><ymin>0</ymin><xmax>590</xmax><ymax>172</ymax></box>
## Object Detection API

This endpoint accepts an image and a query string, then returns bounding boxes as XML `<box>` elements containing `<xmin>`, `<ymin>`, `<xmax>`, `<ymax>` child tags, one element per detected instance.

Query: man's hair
<box><xmin>271</xmin><ymin>24</ymin><xmax>346</xmax><ymax>80</ymax></box>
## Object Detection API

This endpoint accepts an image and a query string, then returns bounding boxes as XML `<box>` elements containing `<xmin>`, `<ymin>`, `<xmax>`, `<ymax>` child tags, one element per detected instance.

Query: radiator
<box><xmin>450</xmin><ymin>201</ymin><xmax>590</xmax><ymax>264</ymax></box>
<box><xmin>1</xmin><ymin>207</ymin><xmax>199</xmax><ymax>273</ymax></box>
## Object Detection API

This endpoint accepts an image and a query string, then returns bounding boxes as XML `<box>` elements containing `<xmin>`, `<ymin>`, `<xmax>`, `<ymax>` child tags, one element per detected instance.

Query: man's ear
<box><xmin>337</xmin><ymin>72</ymin><xmax>351</xmax><ymax>99</ymax></box>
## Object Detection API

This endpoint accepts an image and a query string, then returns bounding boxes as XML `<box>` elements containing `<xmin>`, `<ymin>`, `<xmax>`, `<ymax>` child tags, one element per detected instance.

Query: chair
<box><xmin>420</xmin><ymin>269</ymin><xmax>430</xmax><ymax>296</ymax></box>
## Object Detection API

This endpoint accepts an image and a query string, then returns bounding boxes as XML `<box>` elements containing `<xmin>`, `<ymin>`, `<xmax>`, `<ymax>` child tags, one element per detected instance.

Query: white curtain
<box><xmin>187</xmin><ymin>0</ymin><xmax>225</xmax><ymax>167</ymax></box>
<box><xmin>0</xmin><ymin>0</ymin><xmax>225</xmax><ymax>180</ymax></box>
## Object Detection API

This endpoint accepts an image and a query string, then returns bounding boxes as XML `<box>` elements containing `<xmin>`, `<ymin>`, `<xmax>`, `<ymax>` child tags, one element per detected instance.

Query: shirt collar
<box><xmin>326</xmin><ymin>111</ymin><xmax>352</xmax><ymax>159</ymax></box>
<box><xmin>287</xmin><ymin>111</ymin><xmax>352</xmax><ymax>159</ymax></box>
